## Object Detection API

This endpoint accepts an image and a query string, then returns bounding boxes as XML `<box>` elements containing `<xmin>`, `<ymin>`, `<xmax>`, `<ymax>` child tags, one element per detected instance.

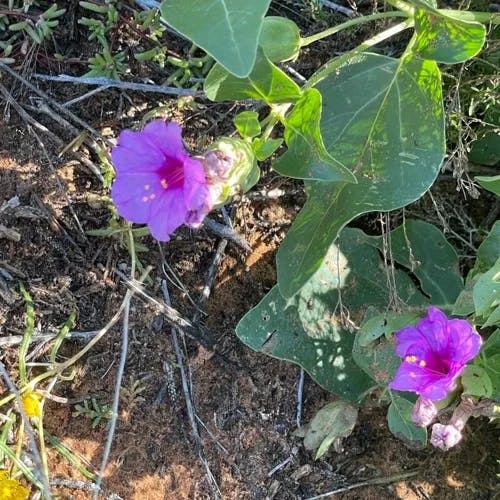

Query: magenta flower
<box><xmin>111</xmin><ymin>120</ymin><xmax>210</xmax><ymax>241</ymax></box>
<box><xmin>389</xmin><ymin>307</ymin><xmax>481</xmax><ymax>401</ymax></box>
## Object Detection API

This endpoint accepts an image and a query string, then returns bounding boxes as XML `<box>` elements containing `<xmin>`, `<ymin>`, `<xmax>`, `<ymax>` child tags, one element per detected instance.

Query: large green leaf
<box><xmin>236</xmin><ymin>227</ymin><xmax>427</xmax><ymax>401</ymax></box>
<box><xmin>477</xmin><ymin>222</ymin><xmax>500</xmax><ymax>273</ymax></box>
<box><xmin>160</xmin><ymin>0</ymin><xmax>271</xmax><ymax>77</ymax></box>
<box><xmin>473</xmin><ymin>257</ymin><xmax>500</xmax><ymax>326</ymax></box>
<box><xmin>414</xmin><ymin>9</ymin><xmax>486</xmax><ymax>64</ymax></box>
<box><xmin>367</xmin><ymin>219</ymin><xmax>463</xmax><ymax>305</ymax></box>
<box><xmin>273</xmin><ymin>89</ymin><xmax>357</xmax><ymax>182</ymax></box>
<box><xmin>277</xmin><ymin>53</ymin><xmax>445</xmax><ymax>297</ymax></box>
<box><xmin>469</xmin><ymin>132</ymin><xmax>500</xmax><ymax>166</ymax></box>
<box><xmin>204</xmin><ymin>49</ymin><xmax>301</xmax><ymax>103</ymax></box>
<box><xmin>476</xmin><ymin>175</ymin><xmax>500</xmax><ymax>196</ymax></box>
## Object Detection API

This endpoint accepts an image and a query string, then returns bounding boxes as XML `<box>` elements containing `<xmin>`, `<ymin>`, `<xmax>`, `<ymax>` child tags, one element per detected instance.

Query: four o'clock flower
<box><xmin>389</xmin><ymin>307</ymin><xmax>481</xmax><ymax>401</ymax></box>
<box><xmin>111</xmin><ymin>120</ymin><xmax>210</xmax><ymax>241</ymax></box>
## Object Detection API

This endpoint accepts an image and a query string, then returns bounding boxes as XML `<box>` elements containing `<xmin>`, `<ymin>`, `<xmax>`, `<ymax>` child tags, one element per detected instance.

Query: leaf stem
<box><xmin>301</xmin><ymin>11</ymin><xmax>408</xmax><ymax>47</ymax></box>
<box><xmin>307</xmin><ymin>19</ymin><xmax>414</xmax><ymax>88</ymax></box>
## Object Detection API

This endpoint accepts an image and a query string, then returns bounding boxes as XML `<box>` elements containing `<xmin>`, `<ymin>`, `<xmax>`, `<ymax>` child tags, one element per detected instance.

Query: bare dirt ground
<box><xmin>0</xmin><ymin>1</ymin><xmax>499</xmax><ymax>499</ymax></box>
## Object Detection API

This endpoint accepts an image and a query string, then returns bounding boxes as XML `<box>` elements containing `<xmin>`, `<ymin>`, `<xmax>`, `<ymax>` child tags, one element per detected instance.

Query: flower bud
<box><xmin>430</xmin><ymin>423</ymin><xmax>462</xmax><ymax>451</ymax></box>
<box><xmin>411</xmin><ymin>397</ymin><xmax>438</xmax><ymax>427</ymax></box>
<box><xmin>201</xmin><ymin>137</ymin><xmax>259</xmax><ymax>207</ymax></box>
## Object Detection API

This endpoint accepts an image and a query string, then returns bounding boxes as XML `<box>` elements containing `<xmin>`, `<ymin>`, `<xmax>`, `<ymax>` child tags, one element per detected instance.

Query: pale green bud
<box><xmin>202</xmin><ymin>137</ymin><xmax>259</xmax><ymax>207</ymax></box>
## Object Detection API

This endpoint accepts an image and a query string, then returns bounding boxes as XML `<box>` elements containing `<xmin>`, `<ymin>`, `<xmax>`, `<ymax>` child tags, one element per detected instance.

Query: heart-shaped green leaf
<box><xmin>160</xmin><ymin>0</ymin><xmax>271</xmax><ymax>77</ymax></box>
<box><xmin>276</xmin><ymin>53</ymin><xmax>445</xmax><ymax>297</ymax></box>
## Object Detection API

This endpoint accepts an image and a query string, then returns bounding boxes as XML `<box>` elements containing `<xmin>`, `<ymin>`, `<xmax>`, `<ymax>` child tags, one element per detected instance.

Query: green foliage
<box><xmin>204</xmin><ymin>49</ymin><xmax>302</xmax><ymax>103</ymax></box>
<box><xmin>18</xmin><ymin>284</ymin><xmax>35</xmax><ymax>387</ymax></box>
<box><xmin>238</xmin><ymin>220</ymin><xmax>461</xmax><ymax>400</ymax></box>
<box><xmin>366</xmin><ymin>219</ymin><xmax>464</xmax><ymax>305</ymax></box>
<box><xmin>453</xmin><ymin>223</ymin><xmax>500</xmax><ymax>326</ymax></box>
<box><xmin>273</xmin><ymin>88</ymin><xmax>356</xmax><ymax>183</ymax></box>
<box><xmin>86</xmin><ymin>46</ymin><xmax>127</xmax><ymax>80</ymax></box>
<box><xmin>475</xmin><ymin>175</ymin><xmax>500</xmax><ymax>196</ymax></box>
<box><xmin>477</xmin><ymin>330</ymin><xmax>500</xmax><ymax>400</ymax></box>
<box><xmin>73</xmin><ymin>398</ymin><xmax>113</xmax><ymax>428</ymax></box>
<box><xmin>462</xmin><ymin>364</ymin><xmax>493</xmax><ymax>398</ymax></box>
<box><xmin>0</xmin><ymin>2</ymin><xmax>65</xmax><ymax>64</ymax></box>
<box><xmin>276</xmin><ymin>54</ymin><xmax>445</xmax><ymax>297</ymax></box>
<box><xmin>234</xmin><ymin>111</ymin><xmax>261</xmax><ymax>139</ymax></box>
<box><xmin>294</xmin><ymin>401</ymin><xmax>358</xmax><ymax>459</ymax></box>
<box><xmin>259</xmin><ymin>16</ymin><xmax>301</xmax><ymax>63</ymax></box>
<box><xmin>160</xmin><ymin>0</ymin><xmax>272</xmax><ymax>77</ymax></box>
<box><xmin>252</xmin><ymin>137</ymin><xmax>283</xmax><ymax>161</ymax></box>
<box><xmin>414</xmin><ymin>9</ymin><xmax>486</xmax><ymax>63</ymax></box>
<box><xmin>387</xmin><ymin>393</ymin><xmax>427</xmax><ymax>448</ymax></box>
<box><xmin>473</xmin><ymin>257</ymin><xmax>500</xmax><ymax>327</ymax></box>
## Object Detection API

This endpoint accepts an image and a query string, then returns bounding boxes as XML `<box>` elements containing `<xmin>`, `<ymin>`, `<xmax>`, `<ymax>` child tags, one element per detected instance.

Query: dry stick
<box><xmin>318</xmin><ymin>0</ymin><xmax>357</xmax><ymax>17</ymax></box>
<box><xmin>305</xmin><ymin>471</ymin><xmax>420</xmax><ymax>500</ymax></box>
<box><xmin>94</xmin><ymin>229</ymin><xmax>136</xmax><ymax>499</ymax></box>
<box><xmin>32</xmin><ymin>73</ymin><xmax>202</xmax><ymax>97</ymax></box>
<box><xmin>296</xmin><ymin>368</ymin><xmax>305</xmax><ymax>427</ymax></box>
<box><xmin>30</xmin><ymin>126</ymin><xmax>86</xmax><ymax>236</ymax></box>
<box><xmin>0</xmin><ymin>331</ymin><xmax>99</xmax><ymax>348</ymax></box>
<box><xmin>0</xmin><ymin>83</ymin><xmax>63</xmax><ymax>146</ymax></box>
<box><xmin>63</xmin><ymin>85</ymin><xmax>110</xmax><ymax>108</ymax></box>
<box><xmin>203</xmin><ymin>217</ymin><xmax>251</xmax><ymax>252</ymax></box>
<box><xmin>24</xmin><ymin>100</ymin><xmax>105</xmax><ymax>184</ymax></box>
<box><xmin>161</xmin><ymin>282</ymin><xmax>222</xmax><ymax>499</ymax></box>
<box><xmin>51</xmin><ymin>478</ymin><xmax>101</xmax><ymax>493</ymax></box>
<box><xmin>114</xmin><ymin>268</ymin><xmax>214</xmax><ymax>348</ymax></box>
<box><xmin>193</xmin><ymin>238</ymin><xmax>227</xmax><ymax>324</ymax></box>
<box><xmin>0</xmin><ymin>361</ymin><xmax>52</xmax><ymax>499</ymax></box>
<box><xmin>0</xmin><ymin>61</ymin><xmax>109</xmax><ymax>145</ymax></box>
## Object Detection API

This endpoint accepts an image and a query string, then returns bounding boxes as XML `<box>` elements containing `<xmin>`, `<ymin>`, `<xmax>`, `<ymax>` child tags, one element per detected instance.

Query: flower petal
<box><xmin>112</xmin><ymin>131</ymin><xmax>165</xmax><ymax>174</ymax></box>
<box><xmin>416</xmin><ymin>307</ymin><xmax>450</xmax><ymax>353</ymax></box>
<box><xmin>394</xmin><ymin>326</ymin><xmax>427</xmax><ymax>357</ymax></box>
<box><xmin>389</xmin><ymin>362</ymin><xmax>455</xmax><ymax>400</ymax></box>
<box><xmin>147</xmin><ymin>188</ymin><xmax>187</xmax><ymax>241</ymax></box>
<box><xmin>143</xmin><ymin>120</ymin><xmax>186</xmax><ymax>160</ymax></box>
<box><xmin>111</xmin><ymin>172</ymin><xmax>165</xmax><ymax>223</ymax></box>
<box><xmin>183</xmin><ymin>157</ymin><xmax>209</xmax><ymax>211</ymax></box>
<box><xmin>445</xmin><ymin>319</ymin><xmax>482</xmax><ymax>364</ymax></box>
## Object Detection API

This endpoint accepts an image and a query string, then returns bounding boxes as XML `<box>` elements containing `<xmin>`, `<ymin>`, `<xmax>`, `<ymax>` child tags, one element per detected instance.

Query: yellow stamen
<box><xmin>419</xmin><ymin>360</ymin><xmax>426</xmax><ymax>367</ymax></box>
<box><xmin>161</xmin><ymin>178</ymin><xmax>168</xmax><ymax>189</ymax></box>
<box><xmin>405</xmin><ymin>355</ymin><xmax>417</xmax><ymax>363</ymax></box>
<box><xmin>149</xmin><ymin>193</ymin><xmax>156</xmax><ymax>200</ymax></box>
<box><xmin>142</xmin><ymin>196</ymin><xmax>149</xmax><ymax>202</ymax></box>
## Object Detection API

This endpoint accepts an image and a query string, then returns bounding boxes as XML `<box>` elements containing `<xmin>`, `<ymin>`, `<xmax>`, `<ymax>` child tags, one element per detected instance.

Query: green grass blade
<box><xmin>19</xmin><ymin>284</ymin><xmax>35</xmax><ymax>386</ymax></box>
<box><xmin>45</xmin><ymin>432</ymin><xmax>97</xmax><ymax>480</ymax></box>
<box><xmin>50</xmin><ymin>311</ymin><xmax>76</xmax><ymax>364</ymax></box>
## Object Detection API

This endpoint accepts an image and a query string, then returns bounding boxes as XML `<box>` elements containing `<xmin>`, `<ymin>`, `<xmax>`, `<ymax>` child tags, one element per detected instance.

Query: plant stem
<box><xmin>307</xmin><ymin>19</ymin><xmax>414</xmax><ymax>88</ymax></box>
<box><xmin>301</xmin><ymin>11</ymin><xmax>408</xmax><ymax>46</ymax></box>
<box><xmin>36</xmin><ymin>417</ymin><xmax>50</xmax><ymax>487</ymax></box>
